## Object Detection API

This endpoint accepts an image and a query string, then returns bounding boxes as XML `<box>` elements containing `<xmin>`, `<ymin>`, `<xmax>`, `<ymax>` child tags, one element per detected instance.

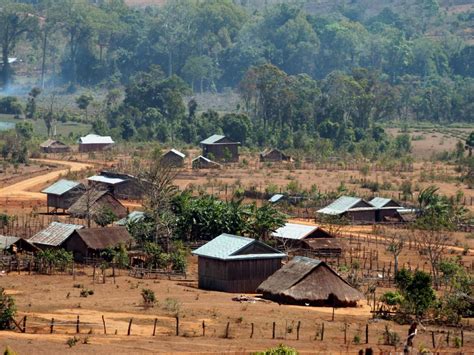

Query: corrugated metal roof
<box><xmin>116</xmin><ymin>211</ymin><xmax>145</xmax><ymax>226</ymax></box>
<box><xmin>169</xmin><ymin>149</ymin><xmax>185</xmax><ymax>158</ymax></box>
<box><xmin>192</xmin><ymin>155</ymin><xmax>211</xmax><ymax>163</ymax></box>
<box><xmin>192</xmin><ymin>233</ymin><xmax>286</xmax><ymax>261</ymax></box>
<box><xmin>0</xmin><ymin>236</ymin><xmax>19</xmax><ymax>249</ymax></box>
<box><xmin>272</xmin><ymin>223</ymin><xmax>318</xmax><ymax>240</ymax></box>
<box><xmin>268</xmin><ymin>194</ymin><xmax>285</xmax><ymax>203</ymax></box>
<box><xmin>41</xmin><ymin>180</ymin><xmax>82</xmax><ymax>196</ymax></box>
<box><xmin>317</xmin><ymin>196</ymin><xmax>365</xmax><ymax>215</ymax></box>
<box><xmin>30</xmin><ymin>222</ymin><xmax>84</xmax><ymax>247</ymax></box>
<box><xmin>200</xmin><ymin>134</ymin><xmax>226</xmax><ymax>145</ymax></box>
<box><xmin>88</xmin><ymin>175</ymin><xmax>125</xmax><ymax>185</ymax></box>
<box><xmin>370</xmin><ymin>197</ymin><xmax>391</xmax><ymax>209</ymax></box>
<box><xmin>79</xmin><ymin>134</ymin><xmax>114</xmax><ymax>145</ymax></box>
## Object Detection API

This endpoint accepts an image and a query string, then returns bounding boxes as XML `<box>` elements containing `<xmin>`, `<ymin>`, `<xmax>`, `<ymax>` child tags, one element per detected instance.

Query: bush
<box><xmin>0</xmin><ymin>97</ymin><xmax>23</xmax><ymax>115</ymax></box>
<box><xmin>383</xmin><ymin>325</ymin><xmax>400</xmax><ymax>346</ymax></box>
<box><xmin>255</xmin><ymin>344</ymin><xmax>299</xmax><ymax>355</ymax></box>
<box><xmin>0</xmin><ymin>288</ymin><xmax>16</xmax><ymax>330</ymax></box>
<box><xmin>66</xmin><ymin>336</ymin><xmax>79</xmax><ymax>348</ymax></box>
<box><xmin>141</xmin><ymin>288</ymin><xmax>156</xmax><ymax>306</ymax></box>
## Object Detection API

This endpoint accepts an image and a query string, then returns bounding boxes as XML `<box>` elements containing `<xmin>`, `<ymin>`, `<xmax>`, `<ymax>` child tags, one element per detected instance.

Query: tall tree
<box><xmin>0</xmin><ymin>1</ymin><xmax>38</xmax><ymax>85</ymax></box>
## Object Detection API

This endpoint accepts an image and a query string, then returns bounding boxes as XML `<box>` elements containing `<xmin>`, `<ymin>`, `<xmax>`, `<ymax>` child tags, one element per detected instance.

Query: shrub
<box><xmin>0</xmin><ymin>97</ymin><xmax>23</xmax><ymax>115</ymax></box>
<box><xmin>141</xmin><ymin>288</ymin><xmax>156</xmax><ymax>306</ymax></box>
<box><xmin>255</xmin><ymin>344</ymin><xmax>299</xmax><ymax>355</ymax></box>
<box><xmin>353</xmin><ymin>334</ymin><xmax>361</xmax><ymax>344</ymax></box>
<box><xmin>0</xmin><ymin>288</ymin><xmax>16</xmax><ymax>330</ymax></box>
<box><xmin>66</xmin><ymin>336</ymin><xmax>79</xmax><ymax>348</ymax></box>
<box><xmin>383</xmin><ymin>325</ymin><xmax>400</xmax><ymax>346</ymax></box>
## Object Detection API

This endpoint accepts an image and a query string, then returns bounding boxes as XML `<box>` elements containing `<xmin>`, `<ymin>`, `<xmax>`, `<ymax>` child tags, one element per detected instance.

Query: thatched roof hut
<box><xmin>68</xmin><ymin>190</ymin><xmax>127</xmax><ymax>219</ymax></box>
<box><xmin>257</xmin><ymin>256</ymin><xmax>363</xmax><ymax>307</ymax></box>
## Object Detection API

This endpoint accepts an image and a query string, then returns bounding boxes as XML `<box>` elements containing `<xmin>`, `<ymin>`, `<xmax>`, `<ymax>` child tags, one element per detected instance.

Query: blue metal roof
<box><xmin>317</xmin><ymin>196</ymin><xmax>370</xmax><ymax>215</ymax></box>
<box><xmin>0</xmin><ymin>236</ymin><xmax>19</xmax><ymax>249</ymax></box>
<box><xmin>200</xmin><ymin>134</ymin><xmax>226</xmax><ymax>145</ymax></box>
<box><xmin>192</xmin><ymin>233</ymin><xmax>286</xmax><ymax>261</ymax></box>
<box><xmin>272</xmin><ymin>223</ymin><xmax>319</xmax><ymax>240</ymax></box>
<box><xmin>268</xmin><ymin>194</ymin><xmax>285</xmax><ymax>203</ymax></box>
<box><xmin>41</xmin><ymin>180</ymin><xmax>82</xmax><ymax>196</ymax></box>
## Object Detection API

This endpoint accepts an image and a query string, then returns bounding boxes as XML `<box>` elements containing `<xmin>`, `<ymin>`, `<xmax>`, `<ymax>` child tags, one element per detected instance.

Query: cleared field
<box><xmin>0</xmin><ymin>262</ymin><xmax>471</xmax><ymax>354</ymax></box>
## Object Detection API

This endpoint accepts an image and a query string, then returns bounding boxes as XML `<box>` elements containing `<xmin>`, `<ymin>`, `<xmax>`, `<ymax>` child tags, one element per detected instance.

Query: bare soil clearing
<box><xmin>0</xmin><ymin>268</ymin><xmax>471</xmax><ymax>354</ymax></box>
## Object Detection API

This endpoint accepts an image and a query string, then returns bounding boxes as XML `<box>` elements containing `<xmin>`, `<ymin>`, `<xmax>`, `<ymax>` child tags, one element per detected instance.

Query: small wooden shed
<box><xmin>68</xmin><ymin>190</ymin><xmax>128</xmax><ymax>220</ymax></box>
<box><xmin>29</xmin><ymin>222</ymin><xmax>84</xmax><ymax>250</ymax></box>
<box><xmin>192</xmin><ymin>155</ymin><xmax>222</xmax><ymax>169</ymax></box>
<box><xmin>260</xmin><ymin>148</ymin><xmax>292</xmax><ymax>162</ymax></box>
<box><xmin>200</xmin><ymin>135</ymin><xmax>240</xmax><ymax>163</ymax></box>
<box><xmin>78</xmin><ymin>134</ymin><xmax>115</xmax><ymax>153</ymax></box>
<box><xmin>40</xmin><ymin>139</ymin><xmax>70</xmax><ymax>153</ymax></box>
<box><xmin>161</xmin><ymin>149</ymin><xmax>185</xmax><ymax>167</ymax></box>
<box><xmin>192</xmin><ymin>234</ymin><xmax>286</xmax><ymax>293</ymax></box>
<box><xmin>317</xmin><ymin>196</ymin><xmax>376</xmax><ymax>223</ymax></box>
<box><xmin>369</xmin><ymin>197</ymin><xmax>403</xmax><ymax>222</ymax></box>
<box><xmin>62</xmin><ymin>227</ymin><xmax>132</xmax><ymax>262</ymax></box>
<box><xmin>272</xmin><ymin>222</ymin><xmax>343</xmax><ymax>257</ymax></box>
<box><xmin>0</xmin><ymin>236</ymin><xmax>39</xmax><ymax>254</ymax></box>
<box><xmin>257</xmin><ymin>256</ymin><xmax>363</xmax><ymax>307</ymax></box>
<box><xmin>41</xmin><ymin>179</ymin><xmax>85</xmax><ymax>213</ymax></box>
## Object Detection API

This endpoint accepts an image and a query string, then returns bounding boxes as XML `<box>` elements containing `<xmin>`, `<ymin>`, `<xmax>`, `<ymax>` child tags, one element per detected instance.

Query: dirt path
<box><xmin>0</xmin><ymin>159</ymin><xmax>93</xmax><ymax>201</ymax></box>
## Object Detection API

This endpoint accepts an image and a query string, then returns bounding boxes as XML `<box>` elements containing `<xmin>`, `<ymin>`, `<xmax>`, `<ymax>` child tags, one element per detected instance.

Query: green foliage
<box><xmin>141</xmin><ymin>288</ymin><xmax>156</xmax><ymax>306</ymax></box>
<box><xmin>0</xmin><ymin>288</ymin><xmax>16</xmax><ymax>330</ymax></box>
<box><xmin>395</xmin><ymin>269</ymin><xmax>436</xmax><ymax>317</ymax></box>
<box><xmin>255</xmin><ymin>344</ymin><xmax>299</xmax><ymax>355</ymax></box>
<box><xmin>0</xmin><ymin>97</ymin><xmax>23</xmax><ymax>115</ymax></box>
<box><xmin>93</xmin><ymin>206</ymin><xmax>118</xmax><ymax>227</ymax></box>
<box><xmin>35</xmin><ymin>249</ymin><xmax>73</xmax><ymax>271</ymax></box>
<box><xmin>380</xmin><ymin>291</ymin><xmax>404</xmax><ymax>306</ymax></box>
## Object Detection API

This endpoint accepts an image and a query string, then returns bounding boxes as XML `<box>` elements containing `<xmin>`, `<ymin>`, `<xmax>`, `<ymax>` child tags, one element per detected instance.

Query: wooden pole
<box><xmin>321</xmin><ymin>322</ymin><xmax>324</xmax><ymax>341</ymax></box>
<box><xmin>332</xmin><ymin>303</ymin><xmax>335</xmax><ymax>321</ymax></box>
<box><xmin>272</xmin><ymin>322</ymin><xmax>276</xmax><ymax>339</ymax></box>
<box><xmin>76</xmin><ymin>315</ymin><xmax>80</xmax><ymax>333</ymax></box>
<box><xmin>50</xmin><ymin>318</ymin><xmax>54</xmax><ymax>334</ymax></box>
<box><xmin>128</xmin><ymin>318</ymin><xmax>133</xmax><ymax>336</ymax></box>
<box><xmin>22</xmin><ymin>316</ymin><xmax>27</xmax><ymax>333</ymax></box>
<box><xmin>175</xmin><ymin>316</ymin><xmax>179</xmax><ymax>336</ymax></box>
<box><xmin>250</xmin><ymin>323</ymin><xmax>254</xmax><ymax>339</ymax></box>
<box><xmin>201</xmin><ymin>320</ymin><xmax>205</xmax><ymax>337</ymax></box>
<box><xmin>461</xmin><ymin>329</ymin><xmax>464</xmax><ymax>347</ymax></box>
<box><xmin>102</xmin><ymin>315</ymin><xmax>107</xmax><ymax>335</ymax></box>
<box><xmin>344</xmin><ymin>323</ymin><xmax>347</xmax><ymax>344</ymax></box>
<box><xmin>431</xmin><ymin>331</ymin><xmax>435</xmax><ymax>348</ymax></box>
<box><xmin>446</xmin><ymin>331</ymin><xmax>450</xmax><ymax>346</ymax></box>
<box><xmin>365</xmin><ymin>323</ymin><xmax>368</xmax><ymax>344</ymax></box>
<box><xmin>153</xmin><ymin>318</ymin><xmax>157</xmax><ymax>336</ymax></box>
<box><xmin>225</xmin><ymin>322</ymin><xmax>230</xmax><ymax>338</ymax></box>
<box><xmin>296</xmin><ymin>321</ymin><xmax>301</xmax><ymax>340</ymax></box>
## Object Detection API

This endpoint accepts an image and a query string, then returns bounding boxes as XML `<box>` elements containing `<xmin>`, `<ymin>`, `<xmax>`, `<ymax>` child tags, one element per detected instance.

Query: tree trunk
<box><xmin>41</xmin><ymin>31</ymin><xmax>48</xmax><ymax>89</ymax></box>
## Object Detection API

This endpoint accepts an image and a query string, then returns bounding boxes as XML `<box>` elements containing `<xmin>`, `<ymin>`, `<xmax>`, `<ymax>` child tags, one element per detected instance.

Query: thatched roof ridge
<box><xmin>74</xmin><ymin>227</ymin><xmax>132</xmax><ymax>250</ymax></box>
<box><xmin>257</xmin><ymin>256</ymin><xmax>363</xmax><ymax>304</ymax></box>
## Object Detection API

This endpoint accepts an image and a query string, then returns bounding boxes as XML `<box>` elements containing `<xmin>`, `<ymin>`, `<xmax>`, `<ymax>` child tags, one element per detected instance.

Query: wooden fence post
<box><xmin>344</xmin><ymin>323</ymin><xmax>347</xmax><ymax>344</ymax></box>
<box><xmin>50</xmin><ymin>318</ymin><xmax>54</xmax><ymax>334</ymax></box>
<box><xmin>461</xmin><ymin>329</ymin><xmax>464</xmax><ymax>347</ymax></box>
<box><xmin>225</xmin><ymin>322</ymin><xmax>230</xmax><ymax>338</ymax></box>
<box><xmin>446</xmin><ymin>331</ymin><xmax>450</xmax><ymax>346</ymax></box>
<box><xmin>22</xmin><ymin>316</ymin><xmax>27</xmax><ymax>333</ymax></box>
<box><xmin>431</xmin><ymin>331</ymin><xmax>435</xmax><ymax>348</ymax></box>
<box><xmin>365</xmin><ymin>323</ymin><xmax>368</xmax><ymax>344</ymax></box>
<box><xmin>175</xmin><ymin>316</ymin><xmax>179</xmax><ymax>336</ymax></box>
<box><xmin>250</xmin><ymin>323</ymin><xmax>254</xmax><ymax>338</ymax></box>
<box><xmin>321</xmin><ymin>322</ymin><xmax>324</xmax><ymax>341</ymax></box>
<box><xmin>272</xmin><ymin>322</ymin><xmax>276</xmax><ymax>339</ymax></box>
<box><xmin>102</xmin><ymin>315</ymin><xmax>107</xmax><ymax>335</ymax></box>
<box><xmin>76</xmin><ymin>315</ymin><xmax>80</xmax><ymax>333</ymax></box>
<box><xmin>153</xmin><ymin>318</ymin><xmax>157</xmax><ymax>336</ymax></box>
<box><xmin>296</xmin><ymin>321</ymin><xmax>301</xmax><ymax>340</ymax></box>
<box><xmin>128</xmin><ymin>318</ymin><xmax>133</xmax><ymax>336</ymax></box>
<box><xmin>202</xmin><ymin>320</ymin><xmax>205</xmax><ymax>337</ymax></box>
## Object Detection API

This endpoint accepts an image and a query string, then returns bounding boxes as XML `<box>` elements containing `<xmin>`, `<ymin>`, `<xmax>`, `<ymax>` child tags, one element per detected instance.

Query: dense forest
<box><xmin>0</xmin><ymin>0</ymin><xmax>473</xmax><ymax>155</ymax></box>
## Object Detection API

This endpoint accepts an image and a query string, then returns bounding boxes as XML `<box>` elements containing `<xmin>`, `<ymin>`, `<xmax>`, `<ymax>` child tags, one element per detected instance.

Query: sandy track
<box><xmin>0</xmin><ymin>159</ymin><xmax>93</xmax><ymax>201</ymax></box>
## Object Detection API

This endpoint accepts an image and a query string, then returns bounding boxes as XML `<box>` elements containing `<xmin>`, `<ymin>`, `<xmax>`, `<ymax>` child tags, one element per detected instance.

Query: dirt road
<box><xmin>0</xmin><ymin>159</ymin><xmax>93</xmax><ymax>201</ymax></box>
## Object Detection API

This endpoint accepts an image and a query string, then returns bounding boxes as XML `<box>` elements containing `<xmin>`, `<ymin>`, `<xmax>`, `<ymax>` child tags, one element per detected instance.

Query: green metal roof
<box><xmin>41</xmin><ymin>180</ymin><xmax>82</xmax><ymax>196</ymax></box>
<box><xmin>200</xmin><ymin>134</ymin><xmax>226</xmax><ymax>145</ymax></box>
<box><xmin>192</xmin><ymin>233</ymin><xmax>286</xmax><ymax>261</ymax></box>
<box><xmin>317</xmin><ymin>196</ymin><xmax>368</xmax><ymax>215</ymax></box>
